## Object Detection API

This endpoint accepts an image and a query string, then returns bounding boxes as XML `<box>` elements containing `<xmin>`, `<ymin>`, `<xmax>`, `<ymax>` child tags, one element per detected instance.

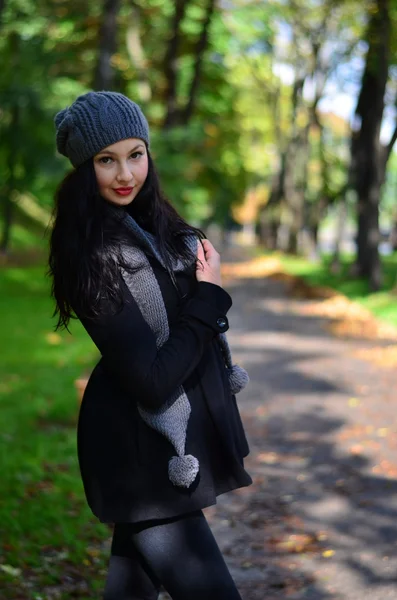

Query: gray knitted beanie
<box><xmin>54</xmin><ymin>91</ymin><xmax>150</xmax><ymax>167</ymax></box>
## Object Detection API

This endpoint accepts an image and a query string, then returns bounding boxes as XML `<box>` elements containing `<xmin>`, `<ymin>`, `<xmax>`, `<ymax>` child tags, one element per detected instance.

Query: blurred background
<box><xmin>2</xmin><ymin>0</ymin><xmax>397</xmax><ymax>598</ymax></box>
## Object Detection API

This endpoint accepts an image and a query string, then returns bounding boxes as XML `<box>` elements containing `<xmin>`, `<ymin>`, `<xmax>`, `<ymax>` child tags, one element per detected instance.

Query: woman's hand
<box><xmin>196</xmin><ymin>238</ymin><xmax>222</xmax><ymax>287</ymax></box>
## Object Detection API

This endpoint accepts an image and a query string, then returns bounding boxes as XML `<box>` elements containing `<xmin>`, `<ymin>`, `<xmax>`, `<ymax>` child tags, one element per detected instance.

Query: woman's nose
<box><xmin>116</xmin><ymin>161</ymin><xmax>134</xmax><ymax>183</ymax></box>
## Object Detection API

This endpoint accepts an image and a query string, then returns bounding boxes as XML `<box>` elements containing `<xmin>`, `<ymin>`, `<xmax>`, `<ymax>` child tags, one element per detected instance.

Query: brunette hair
<box><xmin>47</xmin><ymin>150</ymin><xmax>205</xmax><ymax>331</ymax></box>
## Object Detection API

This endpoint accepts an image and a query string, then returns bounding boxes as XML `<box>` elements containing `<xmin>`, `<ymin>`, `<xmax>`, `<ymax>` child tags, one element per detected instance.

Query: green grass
<box><xmin>255</xmin><ymin>248</ymin><xmax>397</xmax><ymax>329</ymax></box>
<box><xmin>9</xmin><ymin>223</ymin><xmax>48</xmax><ymax>251</ymax></box>
<box><xmin>0</xmin><ymin>264</ymin><xmax>110</xmax><ymax>598</ymax></box>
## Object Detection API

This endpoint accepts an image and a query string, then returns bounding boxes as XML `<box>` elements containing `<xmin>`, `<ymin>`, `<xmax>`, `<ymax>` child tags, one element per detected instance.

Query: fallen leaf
<box><xmin>377</xmin><ymin>428</ymin><xmax>389</xmax><ymax>437</ymax></box>
<box><xmin>348</xmin><ymin>397</ymin><xmax>360</xmax><ymax>407</ymax></box>
<box><xmin>45</xmin><ymin>332</ymin><xmax>62</xmax><ymax>345</ymax></box>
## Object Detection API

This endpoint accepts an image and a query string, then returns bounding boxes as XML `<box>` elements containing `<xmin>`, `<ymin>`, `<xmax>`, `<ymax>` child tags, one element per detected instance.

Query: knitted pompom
<box><xmin>168</xmin><ymin>455</ymin><xmax>199</xmax><ymax>488</ymax></box>
<box><xmin>228</xmin><ymin>364</ymin><xmax>250</xmax><ymax>394</ymax></box>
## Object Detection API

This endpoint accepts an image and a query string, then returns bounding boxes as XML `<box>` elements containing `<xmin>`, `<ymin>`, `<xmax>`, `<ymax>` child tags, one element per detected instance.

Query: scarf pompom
<box><xmin>168</xmin><ymin>455</ymin><xmax>199</xmax><ymax>488</ymax></box>
<box><xmin>228</xmin><ymin>364</ymin><xmax>250</xmax><ymax>394</ymax></box>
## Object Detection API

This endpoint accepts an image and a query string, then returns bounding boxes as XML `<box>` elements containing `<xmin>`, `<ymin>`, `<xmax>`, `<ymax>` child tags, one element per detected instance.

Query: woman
<box><xmin>48</xmin><ymin>91</ymin><xmax>252</xmax><ymax>600</ymax></box>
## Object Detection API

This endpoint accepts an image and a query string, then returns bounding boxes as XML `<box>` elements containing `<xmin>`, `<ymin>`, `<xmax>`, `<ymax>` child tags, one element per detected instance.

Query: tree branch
<box><xmin>93</xmin><ymin>0</ymin><xmax>121</xmax><ymax>90</ymax></box>
<box><xmin>162</xmin><ymin>0</ymin><xmax>190</xmax><ymax>128</ymax></box>
<box><xmin>386</xmin><ymin>122</ymin><xmax>397</xmax><ymax>163</ymax></box>
<box><xmin>126</xmin><ymin>3</ymin><xmax>152</xmax><ymax>103</ymax></box>
<box><xmin>0</xmin><ymin>0</ymin><xmax>6</xmax><ymax>28</ymax></box>
<box><xmin>180</xmin><ymin>0</ymin><xmax>216</xmax><ymax>124</ymax></box>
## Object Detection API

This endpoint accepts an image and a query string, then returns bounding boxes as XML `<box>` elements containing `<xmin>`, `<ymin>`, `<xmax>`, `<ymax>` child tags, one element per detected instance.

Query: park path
<box><xmin>202</xmin><ymin>245</ymin><xmax>397</xmax><ymax>600</ymax></box>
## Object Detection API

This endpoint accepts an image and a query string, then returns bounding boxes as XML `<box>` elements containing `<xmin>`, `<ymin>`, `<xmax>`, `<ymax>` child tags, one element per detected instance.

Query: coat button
<box><xmin>216</xmin><ymin>317</ymin><xmax>227</xmax><ymax>328</ymax></box>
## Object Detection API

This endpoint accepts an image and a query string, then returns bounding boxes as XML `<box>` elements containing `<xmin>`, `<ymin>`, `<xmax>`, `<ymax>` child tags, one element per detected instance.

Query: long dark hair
<box><xmin>47</xmin><ymin>149</ymin><xmax>205</xmax><ymax>332</ymax></box>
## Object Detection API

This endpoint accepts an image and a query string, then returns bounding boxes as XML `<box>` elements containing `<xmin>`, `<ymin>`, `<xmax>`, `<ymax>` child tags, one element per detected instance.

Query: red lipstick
<box><xmin>114</xmin><ymin>187</ymin><xmax>134</xmax><ymax>196</ymax></box>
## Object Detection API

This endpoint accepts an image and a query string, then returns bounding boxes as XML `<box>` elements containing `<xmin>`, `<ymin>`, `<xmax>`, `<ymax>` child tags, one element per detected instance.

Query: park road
<box><xmin>200</xmin><ymin>245</ymin><xmax>397</xmax><ymax>600</ymax></box>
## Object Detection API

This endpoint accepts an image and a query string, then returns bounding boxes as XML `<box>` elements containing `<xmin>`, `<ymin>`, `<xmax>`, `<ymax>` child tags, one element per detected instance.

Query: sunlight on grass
<box><xmin>10</xmin><ymin>223</ymin><xmax>47</xmax><ymax>250</ymax></box>
<box><xmin>267</xmin><ymin>250</ymin><xmax>397</xmax><ymax>328</ymax></box>
<box><xmin>0</xmin><ymin>264</ymin><xmax>110</xmax><ymax>598</ymax></box>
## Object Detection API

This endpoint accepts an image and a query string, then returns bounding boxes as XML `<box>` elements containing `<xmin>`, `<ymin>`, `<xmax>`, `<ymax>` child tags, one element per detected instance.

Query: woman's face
<box><xmin>93</xmin><ymin>137</ymin><xmax>149</xmax><ymax>206</ymax></box>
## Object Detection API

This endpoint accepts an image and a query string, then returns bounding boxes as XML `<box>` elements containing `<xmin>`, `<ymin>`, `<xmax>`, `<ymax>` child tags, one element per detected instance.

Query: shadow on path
<box><xmin>207</xmin><ymin>248</ymin><xmax>397</xmax><ymax>599</ymax></box>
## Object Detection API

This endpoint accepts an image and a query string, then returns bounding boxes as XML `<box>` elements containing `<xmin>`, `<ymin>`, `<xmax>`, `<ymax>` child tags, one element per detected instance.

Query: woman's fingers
<box><xmin>201</xmin><ymin>239</ymin><xmax>220</xmax><ymax>268</ymax></box>
<box><xmin>201</xmin><ymin>238</ymin><xmax>218</xmax><ymax>261</ymax></box>
<box><xmin>197</xmin><ymin>238</ymin><xmax>204</xmax><ymax>257</ymax></box>
<box><xmin>201</xmin><ymin>238</ymin><xmax>213</xmax><ymax>250</ymax></box>
<box><xmin>196</xmin><ymin>238</ymin><xmax>222</xmax><ymax>286</ymax></box>
<box><xmin>197</xmin><ymin>239</ymin><xmax>205</xmax><ymax>267</ymax></box>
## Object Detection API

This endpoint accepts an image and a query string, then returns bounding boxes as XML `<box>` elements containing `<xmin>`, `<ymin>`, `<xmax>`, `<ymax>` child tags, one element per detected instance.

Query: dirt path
<box><xmin>203</xmin><ymin>247</ymin><xmax>397</xmax><ymax>600</ymax></box>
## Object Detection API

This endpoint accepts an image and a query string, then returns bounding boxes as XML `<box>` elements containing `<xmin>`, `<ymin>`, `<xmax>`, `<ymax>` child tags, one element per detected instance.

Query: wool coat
<box><xmin>74</xmin><ymin>249</ymin><xmax>252</xmax><ymax>524</ymax></box>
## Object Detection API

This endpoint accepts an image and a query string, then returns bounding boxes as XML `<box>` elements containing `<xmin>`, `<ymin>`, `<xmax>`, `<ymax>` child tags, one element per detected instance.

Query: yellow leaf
<box><xmin>348</xmin><ymin>397</ymin><xmax>359</xmax><ymax>407</ymax></box>
<box><xmin>322</xmin><ymin>549</ymin><xmax>334</xmax><ymax>558</ymax></box>
<box><xmin>45</xmin><ymin>332</ymin><xmax>62</xmax><ymax>345</ymax></box>
<box><xmin>257</xmin><ymin>452</ymin><xmax>277</xmax><ymax>464</ymax></box>
<box><xmin>377</xmin><ymin>428</ymin><xmax>388</xmax><ymax>437</ymax></box>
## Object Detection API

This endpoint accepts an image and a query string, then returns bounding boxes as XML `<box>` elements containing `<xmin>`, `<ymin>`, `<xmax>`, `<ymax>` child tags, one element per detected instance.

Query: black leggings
<box><xmin>103</xmin><ymin>509</ymin><xmax>242</xmax><ymax>600</ymax></box>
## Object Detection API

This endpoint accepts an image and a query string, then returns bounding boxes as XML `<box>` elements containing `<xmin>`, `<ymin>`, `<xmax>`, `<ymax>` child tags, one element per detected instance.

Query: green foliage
<box><xmin>0</xmin><ymin>0</ymin><xmax>255</xmax><ymax>239</ymax></box>
<box><xmin>2</xmin><ymin>0</ymin><xmax>397</xmax><ymax>249</ymax></box>
<box><xmin>151</xmin><ymin>119</ymin><xmax>247</xmax><ymax>225</ymax></box>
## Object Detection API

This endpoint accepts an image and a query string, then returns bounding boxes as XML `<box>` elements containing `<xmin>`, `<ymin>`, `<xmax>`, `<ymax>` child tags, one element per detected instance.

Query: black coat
<box><xmin>74</xmin><ymin>252</ymin><xmax>252</xmax><ymax>524</ymax></box>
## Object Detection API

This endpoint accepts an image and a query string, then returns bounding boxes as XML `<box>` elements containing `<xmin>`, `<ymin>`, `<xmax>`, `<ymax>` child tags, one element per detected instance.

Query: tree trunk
<box><xmin>331</xmin><ymin>195</ymin><xmax>348</xmax><ymax>273</ymax></box>
<box><xmin>267</xmin><ymin>73</ymin><xmax>305</xmax><ymax>251</ymax></box>
<box><xmin>1</xmin><ymin>31</ymin><xmax>19</xmax><ymax>255</ymax></box>
<box><xmin>351</xmin><ymin>0</ymin><xmax>390</xmax><ymax>290</ymax></box>
<box><xmin>1</xmin><ymin>105</ymin><xmax>19</xmax><ymax>255</ymax></box>
<box><xmin>93</xmin><ymin>0</ymin><xmax>121</xmax><ymax>91</ymax></box>
<box><xmin>162</xmin><ymin>0</ymin><xmax>190</xmax><ymax>128</ymax></box>
<box><xmin>356</xmin><ymin>184</ymin><xmax>382</xmax><ymax>289</ymax></box>
<box><xmin>0</xmin><ymin>0</ymin><xmax>6</xmax><ymax>27</ymax></box>
<box><xmin>126</xmin><ymin>4</ymin><xmax>151</xmax><ymax>103</ymax></box>
<box><xmin>390</xmin><ymin>219</ymin><xmax>397</xmax><ymax>251</ymax></box>
<box><xmin>180</xmin><ymin>0</ymin><xmax>216</xmax><ymax>124</ymax></box>
<box><xmin>305</xmin><ymin>194</ymin><xmax>329</xmax><ymax>262</ymax></box>
<box><xmin>257</xmin><ymin>206</ymin><xmax>279</xmax><ymax>250</ymax></box>
<box><xmin>0</xmin><ymin>190</ymin><xmax>13</xmax><ymax>255</ymax></box>
<box><xmin>286</xmin><ymin>123</ymin><xmax>311</xmax><ymax>254</ymax></box>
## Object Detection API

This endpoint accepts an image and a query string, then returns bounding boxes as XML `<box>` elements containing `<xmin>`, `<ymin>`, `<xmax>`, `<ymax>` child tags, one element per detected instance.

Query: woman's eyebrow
<box><xmin>97</xmin><ymin>144</ymin><xmax>144</xmax><ymax>155</ymax></box>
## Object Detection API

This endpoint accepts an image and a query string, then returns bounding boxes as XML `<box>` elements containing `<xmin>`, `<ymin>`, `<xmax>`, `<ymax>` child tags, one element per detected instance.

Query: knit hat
<box><xmin>54</xmin><ymin>91</ymin><xmax>150</xmax><ymax>167</ymax></box>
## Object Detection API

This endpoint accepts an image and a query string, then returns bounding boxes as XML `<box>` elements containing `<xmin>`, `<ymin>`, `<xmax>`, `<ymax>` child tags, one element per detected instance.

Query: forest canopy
<box><xmin>1</xmin><ymin>0</ymin><xmax>397</xmax><ymax>289</ymax></box>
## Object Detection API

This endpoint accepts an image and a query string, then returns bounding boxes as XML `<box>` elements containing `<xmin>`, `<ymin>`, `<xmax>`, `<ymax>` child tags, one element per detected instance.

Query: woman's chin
<box><xmin>106</xmin><ymin>194</ymin><xmax>135</xmax><ymax>207</ymax></box>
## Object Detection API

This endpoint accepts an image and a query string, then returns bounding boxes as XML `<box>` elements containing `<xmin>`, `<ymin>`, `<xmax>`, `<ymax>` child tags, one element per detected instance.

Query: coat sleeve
<box><xmin>73</xmin><ymin>278</ymin><xmax>232</xmax><ymax>411</ymax></box>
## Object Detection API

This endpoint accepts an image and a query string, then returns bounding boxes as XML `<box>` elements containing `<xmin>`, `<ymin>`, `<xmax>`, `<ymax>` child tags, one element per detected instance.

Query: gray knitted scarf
<box><xmin>112</xmin><ymin>208</ymin><xmax>249</xmax><ymax>488</ymax></box>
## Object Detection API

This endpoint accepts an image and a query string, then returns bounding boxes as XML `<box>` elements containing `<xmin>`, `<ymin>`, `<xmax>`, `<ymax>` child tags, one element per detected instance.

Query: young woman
<box><xmin>48</xmin><ymin>91</ymin><xmax>252</xmax><ymax>600</ymax></box>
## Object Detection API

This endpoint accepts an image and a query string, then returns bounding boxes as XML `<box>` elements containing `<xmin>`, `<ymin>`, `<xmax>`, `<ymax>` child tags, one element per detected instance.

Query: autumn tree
<box><xmin>350</xmin><ymin>0</ymin><xmax>397</xmax><ymax>290</ymax></box>
<box><xmin>93</xmin><ymin>0</ymin><xmax>121</xmax><ymax>90</ymax></box>
<box><xmin>260</xmin><ymin>0</ymin><xmax>364</xmax><ymax>254</ymax></box>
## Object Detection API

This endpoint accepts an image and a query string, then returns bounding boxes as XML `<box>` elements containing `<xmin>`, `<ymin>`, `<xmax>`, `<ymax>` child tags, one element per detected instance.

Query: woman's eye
<box><xmin>98</xmin><ymin>152</ymin><xmax>142</xmax><ymax>164</ymax></box>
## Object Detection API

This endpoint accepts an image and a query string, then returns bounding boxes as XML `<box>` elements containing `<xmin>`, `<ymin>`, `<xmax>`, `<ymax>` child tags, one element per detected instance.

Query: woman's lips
<box><xmin>114</xmin><ymin>187</ymin><xmax>134</xmax><ymax>196</ymax></box>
